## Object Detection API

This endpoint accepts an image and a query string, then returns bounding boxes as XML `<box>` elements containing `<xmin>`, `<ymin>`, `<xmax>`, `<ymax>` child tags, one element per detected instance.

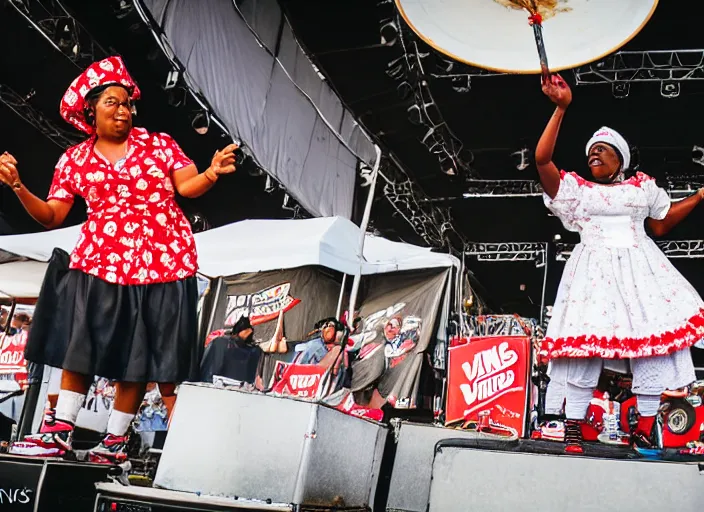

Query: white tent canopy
<box><xmin>0</xmin><ymin>261</ymin><xmax>48</xmax><ymax>299</ymax></box>
<box><xmin>0</xmin><ymin>217</ymin><xmax>459</xmax><ymax>298</ymax></box>
<box><xmin>194</xmin><ymin>217</ymin><xmax>459</xmax><ymax>277</ymax></box>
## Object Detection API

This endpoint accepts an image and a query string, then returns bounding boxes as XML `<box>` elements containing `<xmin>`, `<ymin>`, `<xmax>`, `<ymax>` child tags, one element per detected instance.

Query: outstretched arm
<box><xmin>0</xmin><ymin>152</ymin><xmax>72</xmax><ymax>229</ymax></box>
<box><xmin>648</xmin><ymin>189</ymin><xmax>704</xmax><ymax>237</ymax></box>
<box><xmin>535</xmin><ymin>106</ymin><xmax>566</xmax><ymax>199</ymax></box>
<box><xmin>536</xmin><ymin>75</ymin><xmax>572</xmax><ymax>199</ymax></box>
<box><xmin>173</xmin><ymin>144</ymin><xmax>239</xmax><ymax>199</ymax></box>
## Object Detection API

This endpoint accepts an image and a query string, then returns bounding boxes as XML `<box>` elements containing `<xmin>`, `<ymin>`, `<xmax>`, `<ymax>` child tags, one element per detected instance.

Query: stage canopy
<box><xmin>137</xmin><ymin>0</ymin><xmax>376</xmax><ymax>220</ymax></box>
<box><xmin>0</xmin><ymin>218</ymin><xmax>458</xmax><ymax>298</ymax></box>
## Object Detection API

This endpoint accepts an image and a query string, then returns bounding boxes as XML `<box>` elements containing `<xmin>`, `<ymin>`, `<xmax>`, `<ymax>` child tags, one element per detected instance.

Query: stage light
<box><xmin>264</xmin><ymin>175</ymin><xmax>276</xmax><ymax>193</ymax></box>
<box><xmin>380</xmin><ymin>20</ymin><xmax>398</xmax><ymax>46</ymax></box>
<box><xmin>440</xmin><ymin>158</ymin><xmax>456</xmax><ymax>176</ymax></box>
<box><xmin>660</xmin><ymin>81</ymin><xmax>680</xmax><ymax>99</ymax></box>
<box><xmin>553</xmin><ymin>234</ymin><xmax>562</xmax><ymax>242</ymax></box>
<box><xmin>187</xmin><ymin>213</ymin><xmax>210</xmax><ymax>233</ymax></box>
<box><xmin>450</xmin><ymin>75</ymin><xmax>470</xmax><ymax>94</ymax></box>
<box><xmin>55</xmin><ymin>18</ymin><xmax>77</xmax><ymax>53</ymax></box>
<box><xmin>191</xmin><ymin>110</ymin><xmax>210</xmax><ymax>135</ymax></box>
<box><xmin>611</xmin><ymin>82</ymin><xmax>630</xmax><ymax>99</ymax></box>
<box><xmin>110</xmin><ymin>0</ymin><xmax>134</xmax><ymax>19</ymax></box>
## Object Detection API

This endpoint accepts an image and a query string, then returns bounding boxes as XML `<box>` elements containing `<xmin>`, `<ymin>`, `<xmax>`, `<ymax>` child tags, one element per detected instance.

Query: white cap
<box><xmin>585</xmin><ymin>126</ymin><xmax>630</xmax><ymax>171</ymax></box>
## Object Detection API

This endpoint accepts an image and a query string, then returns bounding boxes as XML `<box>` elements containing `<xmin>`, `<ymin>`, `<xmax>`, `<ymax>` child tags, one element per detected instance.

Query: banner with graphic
<box><xmin>0</xmin><ymin>306</ymin><xmax>34</xmax><ymax>389</ymax></box>
<box><xmin>445</xmin><ymin>336</ymin><xmax>531</xmax><ymax>437</ymax></box>
<box><xmin>0</xmin><ymin>330</ymin><xmax>28</xmax><ymax>387</ymax></box>
<box><xmin>212</xmin><ymin>266</ymin><xmax>342</xmax><ymax>344</ymax></box>
<box><xmin>350</xmin><ymin>268</ymin><xmax>450</xmax><ymax>409</ymax></box>
<box><xmin>270</xmin><ymin>361</ymin><xmax>328</xmax><ymax>399</ymax></box>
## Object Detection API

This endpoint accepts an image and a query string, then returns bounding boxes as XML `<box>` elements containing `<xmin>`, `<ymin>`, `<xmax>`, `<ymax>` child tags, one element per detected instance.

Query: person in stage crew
<box><xmin>0</xmin><ymin>56</ymin><xmax>238</xmax><ymax>462</ymax></box>
<box><xmin>536</xmin><ymin>74</ymin><xmax>704</xmax><ymax>452</ymax></box>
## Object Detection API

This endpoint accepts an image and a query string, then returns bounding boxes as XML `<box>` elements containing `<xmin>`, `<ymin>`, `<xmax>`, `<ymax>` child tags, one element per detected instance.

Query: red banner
<box><xmin>0</xmin><ymin>330</ymin><xmax>28</xmax><ymax>387</ymax></box>
<box><xmin>270</xmin><ymin>362</ymin><xmax>328</xmax><ymax>399</ymax></box>
<box><xmin>445</xmin><ymin>336</ymin><xmax>530</xmax><ymax>438</ymax></box>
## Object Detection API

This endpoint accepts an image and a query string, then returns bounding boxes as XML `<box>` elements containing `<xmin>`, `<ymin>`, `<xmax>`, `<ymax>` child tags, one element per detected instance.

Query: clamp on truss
<box><xmin>465</xmin><ymin>242</ymin><xmax>547</xmax><ymax>267</ymax></box>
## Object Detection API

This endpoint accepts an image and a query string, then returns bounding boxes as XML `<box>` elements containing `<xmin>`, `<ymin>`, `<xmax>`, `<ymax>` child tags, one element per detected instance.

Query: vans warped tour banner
<box><xmin>351</xmin><ymin>268</ymin><xmax>451</xmax><ymax>409</ymax></box>
<box><xmin>204</xmin><ymin>266</ymin><xmax>342</xmax><ymax>384</ymax></box>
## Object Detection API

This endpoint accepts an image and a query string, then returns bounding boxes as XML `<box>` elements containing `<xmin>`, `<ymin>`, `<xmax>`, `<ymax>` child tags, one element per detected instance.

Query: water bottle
<box><xmin>602</xmin><ymin>401</ymin><xmax>621</xmax><ymax>440</ymax></box>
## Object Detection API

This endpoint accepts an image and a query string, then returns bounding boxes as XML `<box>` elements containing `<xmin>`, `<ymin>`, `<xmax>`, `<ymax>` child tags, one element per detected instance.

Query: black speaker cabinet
<box><xmin>0</xmin><ymin>454</ymin><xmax>110</xmax><ymax>511</ymax></box>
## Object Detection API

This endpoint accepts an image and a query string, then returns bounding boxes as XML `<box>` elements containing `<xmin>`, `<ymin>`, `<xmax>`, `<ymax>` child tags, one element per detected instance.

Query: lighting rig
<box><xmin>465</xmin><ymin>242</ymin><xmax>547</xmax><ymax>268</ymax></box>
<box><xmin>8</xmin><ymin>0</ymin><xmax>108</xmax><ymax>68</ymax></box>
<box><xmin>0</xmin><ymin>85</ymin><xmax>81</xmax><ymax>149</ymax></box>
<box><xmin>573</xmin><ymin>50</ymin><xmax>704</xmax><ymax>99</ymax></box>
<box><xmin>381</xmin><ymin>8</ymin><xmax>475</xmax><ymax>178</ymax></box>
<box><xmin>419</xmin><ymin>41</ymin><xmax>704</xmax><ymax>196</ymax></box>
<box><xmin>380</xmin><ymin>160</ymin><xmax>462</xmax><ymax>249</ymax></box>
<box><xmin>556</xmin><ymin>240</ymin><xmax>704</xmax><ymax>261</ymax></box>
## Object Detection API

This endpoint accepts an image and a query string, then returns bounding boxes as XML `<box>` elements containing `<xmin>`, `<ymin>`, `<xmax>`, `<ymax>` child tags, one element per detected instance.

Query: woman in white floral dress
<box><xmin>535</xmin><ymin>75</ymin><xmax>704</xmax><ymax>452</ymax></box>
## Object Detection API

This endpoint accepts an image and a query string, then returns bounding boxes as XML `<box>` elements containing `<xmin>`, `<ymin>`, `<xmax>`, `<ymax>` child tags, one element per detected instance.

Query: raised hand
<box><xmin>541</xmin><ymin>74</ymin><xmax>572</xmax><ymax>109</ymax></box>
<box><xmin>210</xmin><ymin>143</ymin><xmax>239</xmax><ymax>176</ymax></box>
<box><xmin>0</xmin><ymin>152</ymin><xmax>21</xmax><ymax>190</ymax></box>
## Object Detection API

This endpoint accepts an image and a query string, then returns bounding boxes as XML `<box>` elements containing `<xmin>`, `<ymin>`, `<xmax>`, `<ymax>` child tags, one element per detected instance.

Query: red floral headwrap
<box><xmin>60</xmin><ymin>55</ymin><xmax>141</xmax><ymax>134</ymax></box>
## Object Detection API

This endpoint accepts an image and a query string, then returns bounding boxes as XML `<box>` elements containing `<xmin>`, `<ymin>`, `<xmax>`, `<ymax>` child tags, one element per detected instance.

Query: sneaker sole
<box><xmin>8</xmin><ymin>444</ymin><xmax>65</xmax><ymax>457</ymax></box>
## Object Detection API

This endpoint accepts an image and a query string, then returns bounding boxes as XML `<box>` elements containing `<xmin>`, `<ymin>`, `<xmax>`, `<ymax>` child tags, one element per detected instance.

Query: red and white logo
<box><xmin>446</xmin><ymin>336</ymin><xmax>530</xmax><ymax>437</ymax></box>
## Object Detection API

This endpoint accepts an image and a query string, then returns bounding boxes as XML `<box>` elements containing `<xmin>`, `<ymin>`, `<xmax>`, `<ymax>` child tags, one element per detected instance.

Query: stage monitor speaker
<box><xmin>0</xmin><ymin>454</ymin><xmax>110</xmax><ymax>512</ymax></box>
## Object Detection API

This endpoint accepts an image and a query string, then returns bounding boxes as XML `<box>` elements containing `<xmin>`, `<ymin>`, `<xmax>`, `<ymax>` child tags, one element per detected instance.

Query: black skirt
<box><xmin>25</xmin><ymin>248</ymin><xmax>199</xmax><ymax>383</ymax></box>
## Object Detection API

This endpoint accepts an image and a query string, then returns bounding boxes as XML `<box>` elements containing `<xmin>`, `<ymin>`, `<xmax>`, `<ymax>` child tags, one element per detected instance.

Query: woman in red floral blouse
<box><xmin>0</xmin><ymin>56</ymin><xmax>236</xmax><ymax>462</ymax></box>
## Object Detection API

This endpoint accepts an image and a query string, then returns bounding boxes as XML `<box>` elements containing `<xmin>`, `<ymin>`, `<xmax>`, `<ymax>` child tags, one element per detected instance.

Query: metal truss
<box><xmin>574</xmin><ymin>50</ymin><xmax>704</xmax><ymax>85</ymax></box>
<box><xmin>574</xmin><ymin>50</ymin><xmax>704</xmax><ymax>98</ymax></box>
<box><xmin>465</xmin><ymin>242</ymin><xmax>547</xmax><ymax>267</ymax></box>
<box><xmin>8</xmin><ymin>0</ymin><xmax>107</xmax><ymax>69</ymax></box>
<box><xmin>419</xmin><ymin>176</ymin><xmax>704</xmax><ymax>201</ymax></box>
<box><xmin>0</xmin><ymin>85</ymin><xmax>82</xmax><ymax>149</ymax></box>
<box><xmin>556</xmin><ymin>240</ymin><xmax>704</xmax><ymax>261</ymax></box>
<box><xmin>462</xmin><ymin>179</ymin><xmax>543</xmax><ymax>198</ymax></box>
<box><xmin>382</xmin><ymin>176</ymin><xmax>457</xmax><ymax>247</ymax></box>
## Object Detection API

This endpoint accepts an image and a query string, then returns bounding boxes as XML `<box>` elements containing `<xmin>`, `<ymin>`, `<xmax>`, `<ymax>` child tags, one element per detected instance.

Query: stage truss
<box><xmin>555</xmin><ymin>240</ymin><xmax>704</xmax><ymax>261</ymax></box>
<box><xmin>422</xmin><ymin>179</ymin><xmax>704</xmax><ymax>200</ymax></box>
<box><xmin>0</xmin><ymin>85</ymin><xmax>81</xmax><ymax>149</ymax></box>
<box><xmin>8</xmin><ymin>0</ymin><xmax>107</xmax><ymax>69</ymax></box>
<box><xmin>465</xmin><ymin>242</ymin><xmax>547</xmax><ymax>267</ymax></box>
<box><xmin>466</xmin><ymin>240</ymin><xmax>704</xmax><ymax>264</ymax></box>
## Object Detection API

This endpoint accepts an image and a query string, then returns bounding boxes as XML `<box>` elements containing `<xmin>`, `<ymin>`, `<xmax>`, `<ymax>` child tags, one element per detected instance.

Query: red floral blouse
<box><xmin>48</xmin><ymin>127</ymin><xmax>198</xmax><ymax>285</ymax></box>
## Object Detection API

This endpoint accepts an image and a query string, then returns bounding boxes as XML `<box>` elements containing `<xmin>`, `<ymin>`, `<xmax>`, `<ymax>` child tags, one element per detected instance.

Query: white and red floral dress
<box><xmin>542</xmin><ymin>171</ymin><xmax>700</xmax><ymax>406</ymax></box>
<box><xmin>47</xmin><ymin>127</ymin><xmax>198</xmax><ymax>285</ymax></box>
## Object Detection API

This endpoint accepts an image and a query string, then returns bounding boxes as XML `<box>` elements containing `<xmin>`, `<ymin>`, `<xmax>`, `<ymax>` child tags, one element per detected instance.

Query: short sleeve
<box><xmin>46</xmin><ymin>152</ymin><xmax>75</xmax><ymax>203</ymax></box>
<box><xmin>642</xmin><ymin>176</ymin><xmax>670</xmax><ymax>220</ymax></box>
<box><xmin>159</xmin><ymin>133</ymin><xmax>193</xmax><ymax>173</ymax></box>
<box><xmin>543</xmin><ymin>171</ymin><xmax>584</xmax><ymax>232</ymax></box>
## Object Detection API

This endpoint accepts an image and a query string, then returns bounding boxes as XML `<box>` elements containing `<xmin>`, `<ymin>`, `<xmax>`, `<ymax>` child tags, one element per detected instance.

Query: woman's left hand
<box><xmin>209</xmin><ymin>143</ymin><xmax>239</xmax><ymax>177</ymax></box>
<box><xmin>698</xmin><ymin>188</ymin><xmax>704</xmax><ymax>200</ymax></box>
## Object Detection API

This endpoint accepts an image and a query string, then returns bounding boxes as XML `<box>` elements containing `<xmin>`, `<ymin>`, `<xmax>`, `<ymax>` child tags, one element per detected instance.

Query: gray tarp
<box><xmin>141</xmin><ymin>0</ymin><xmax>376</xmax><ymax>219</ymax></box>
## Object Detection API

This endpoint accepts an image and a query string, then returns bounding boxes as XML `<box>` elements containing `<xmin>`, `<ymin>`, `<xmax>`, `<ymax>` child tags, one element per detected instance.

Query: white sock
<box><xmin>107</xmin><ymin>410</ymin><xmax>135</xmax><ymax>437</ymax></box>
<box><xmin>564</xmin><ymin>383</ymin><xmax>594</xmax><ymax>420</ymax></box>
<box><xmin>55</xmin><ymin>390</ymin><xmax>87</xmax><ymax>425</ymax></box>
<box><xmin>636</xmin><ymin>394</ymin><xmax>661</xmax><ymax>417</ymax></box>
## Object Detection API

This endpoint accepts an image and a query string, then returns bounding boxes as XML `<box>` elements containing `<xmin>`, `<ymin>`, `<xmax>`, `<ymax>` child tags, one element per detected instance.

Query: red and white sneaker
<box><xmin>39</xmin><ymin>407</ymin><xmax>57</xmax><ymax>433</ymax></box>
<box><xmin>88</xmin><ymin>433</ymin><xmax>129</xmax><ymax>464</ymax></box>
<box><xmin>8</xmin><ymin>420</ymin><xmax>73</xmax><ymax>457</ymax></box>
